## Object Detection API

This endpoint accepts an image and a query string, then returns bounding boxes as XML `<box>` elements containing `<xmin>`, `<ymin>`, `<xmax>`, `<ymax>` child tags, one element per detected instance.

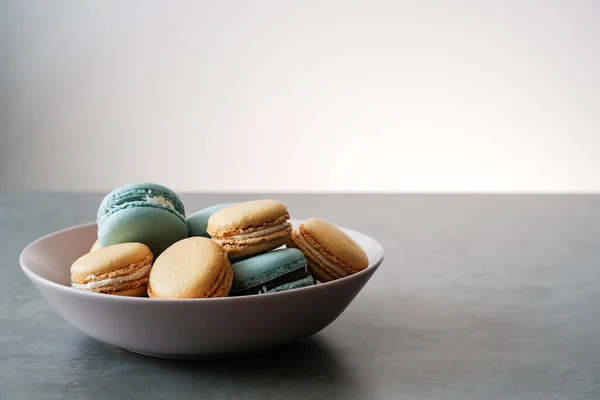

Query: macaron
<box><xmin>70</xmin><ymin>242</ymin><xmax>153</xmax><ymax>296</ymax></box>
<box><xmin>97</xmin><ymin>183</ymin><xmax>188</xmax><ymax>257</ymax></box>
<box><xmin>287</xmin><ymin>217</ymin><xmax>368</xmax><ymax>282</ymax></box>
<box><xmin>231</xmin><ymin>248</ymin><xmax>315</xmax><ymax>296</ymax></box>
<box><xmin>90</xmin><ymin>239</ymin><xmax>102</xmax><ymax>252</ymax></box>
<box><xmin>186</xmin><ymin>203</ymin><xmax>237</xmax><ymax>238</ymax></box>
<box><xmin>147</xmin><ymin>237</ymin><xmax>233</xmax><ymax>299</ymax></box>
<box><xmin>207</xmin><ymin>199</ymin><xmax>293</xmax><ymax>259</ymax></box>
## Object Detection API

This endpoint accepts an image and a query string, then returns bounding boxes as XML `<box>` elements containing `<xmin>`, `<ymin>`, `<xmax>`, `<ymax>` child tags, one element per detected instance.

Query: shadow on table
<box><xmin>76</xmin><ymin>335</ymin><xmax>364</xmax><ymax>398</ymax></box>
<box><xmin>148</xmin><ymin>336</ymin><xmax>347</xmax><ymax>373</ymax></box>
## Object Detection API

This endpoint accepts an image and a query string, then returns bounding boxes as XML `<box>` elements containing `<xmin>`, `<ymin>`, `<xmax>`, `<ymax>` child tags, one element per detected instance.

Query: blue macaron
<box><xmin>186</xmin><ymin>203</ymin><xmax>237</xmax><ymax>238</ymax></box>
<box><xmin>97</xmin><ymin>183</ymin><xmax>188</xmax><ymax>257</ymax></box>
<box><xmin>231</xmin><ymin>248</ymin><xmax>316</xmax><ymax>296</ymax></box>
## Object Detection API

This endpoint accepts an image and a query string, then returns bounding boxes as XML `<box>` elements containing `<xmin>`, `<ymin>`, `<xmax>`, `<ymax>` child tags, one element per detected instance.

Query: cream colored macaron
<box><xmin>90</xmin><ymin>239</ymin><xmax>102</xmax><ymax>252</ymax></box>
<box><xmin>287</xmin><ymin>218</ymin><xmax>368</xmax><ymax>282</ymax></box>
<box><xmin>148</xmin><ymin>237</ymin><xmax>233</xmax><ymax>299</ymax></box>
<box><xmin>70</xmin><ymin>242</ymin><xmax>153</xmax><ymax>296</ymax></box>
<box><xmin>207</xmin><ymin>200</ymin><xmax>293</xmax><ymax>259</ymax></box>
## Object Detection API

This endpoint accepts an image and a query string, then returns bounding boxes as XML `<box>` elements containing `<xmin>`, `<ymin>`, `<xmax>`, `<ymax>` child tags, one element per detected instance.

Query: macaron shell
<box><xmin>70</xmin><ymin>242</ymin><xmax>152</xmax><ymax>277</ymax></box>
<box><xmin>207</xmin><ymin>199</ymin><xmax>289</xmax><ymax>234</ymax></box>
<box><xmin>222</xmin><ymin>234</ymin><xmax>290</xmax><ymax>259</ymax></box>
<box><xmin>186</xmin><ymin>203</ymin><xmax>237</xmax><ymax>237</ymax></box>
<box><xmin>148</xmin><ymin>237</ymin><xmax>232</xmax><ymax>298</ymax></box>
<box><xmin>98</xmin><ymin>206</ymin><xmax>188</xmax><ymax>257</ymax></box>
<box><xmin>300</xmin><ymin>218</ymin><xmax>369</xmax><ymax>271</ymax></box>
<box><xmin>287</xmin><ymin>234</ymin><xmax>340</xmax><ymax>282</ymax></box>
<box><xmin>112</xmin><ymin>286</ymin><xmax>149</xmax><ymax>297</ymax></box>
<box><xmin>209</xmin><ymin>265</ymin><xmax>233</xmax><ymax>298</ymax></box>
<box><xmin>231</xmin><ymin>248</ymin><xmax>314</xmax><ymax>295</ymax></box>
<box><xmin>232</xmin><ymin>248</ymin><xmax>306</xmax><ymax>282</ymax></box>
<box><xmin>305</xmin><ymin>259</ymin><xmax>336</xmax><ymax>283</ymax></box>
<box><xmin>90</xmin><ymin>239</ymin><xmax>102</xmax><ymax>252</ymax></box>
<box><xmin>269</xmin><ymin>275</ymin><xmax>316</xmax><ymax>293</ymax></box>
<box><xmin>98</xmin><ymin>183</ymin><xmax>185</xmax><ymax>222</ymax></box>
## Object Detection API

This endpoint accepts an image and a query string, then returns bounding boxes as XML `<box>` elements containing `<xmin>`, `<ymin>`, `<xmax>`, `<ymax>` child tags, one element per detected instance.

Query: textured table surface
<box><xmin>1</xmin><ymin>193</ymin><xmax>599</xmax><ymax>400</ymax></box>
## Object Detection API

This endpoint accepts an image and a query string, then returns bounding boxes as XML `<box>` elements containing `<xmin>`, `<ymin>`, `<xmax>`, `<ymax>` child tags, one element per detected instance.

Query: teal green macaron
<box><xmin>97</xmin><ymin>183</ymin><xmax>188</xmax><ymax>257</ymax></box>
<box><xmin>186</xmin><ymin>203</ymin><xmax>237</xmax><ymax>238</ymax></box>
<box><xmin>231</xmin><ymin>248</ymin><xmax>316</xmax><ymax>296</ymax></box>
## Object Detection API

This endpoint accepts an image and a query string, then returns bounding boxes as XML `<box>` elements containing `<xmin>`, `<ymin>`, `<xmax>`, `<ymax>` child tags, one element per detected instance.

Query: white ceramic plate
<box><xmin>20</xmin><ymin>219</ymin><xmax>384</xmax><ymax>358</ymax></box>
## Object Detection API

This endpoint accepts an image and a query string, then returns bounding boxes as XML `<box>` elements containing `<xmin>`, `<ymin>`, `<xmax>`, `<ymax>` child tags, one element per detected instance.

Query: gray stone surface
<box><xmin>1</xmin><ymin>193</ymin><xmax>600</xmax><ymax>400</ymax></box>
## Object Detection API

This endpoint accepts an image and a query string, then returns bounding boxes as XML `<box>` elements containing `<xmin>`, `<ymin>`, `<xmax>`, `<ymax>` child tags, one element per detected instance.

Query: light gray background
<box><xmin>1</xmin><ymin>1</ymin><xmax>599</xmax><ymax>192</ymax></box>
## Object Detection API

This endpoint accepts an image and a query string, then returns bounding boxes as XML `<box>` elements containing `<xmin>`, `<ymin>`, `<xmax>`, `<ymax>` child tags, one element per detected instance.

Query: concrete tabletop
<box><xmin>1</xmin><ymin>193</ymin><xmax>599</xmax><ymax>399</ymax></box>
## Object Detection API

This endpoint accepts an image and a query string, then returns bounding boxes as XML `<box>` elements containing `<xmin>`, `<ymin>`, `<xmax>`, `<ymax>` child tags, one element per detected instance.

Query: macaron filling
<box><xmin>224</xmin><ymin>222</ymin><xmax>290</xmax><ymax>240</ymax></box>
<box><xmin>295</xmin><ymin>230</ymin><xmax>350</xmax><ymax>277</ymax></box>
<box><xmin>72</xmin><ymin>262</ymin><xmax>152</xmax><ymax>290</ymax></box>
<box><xmin>143</xmin><ymin>194</ymin><xmax>178</xmax><ymax>213</ymax></box>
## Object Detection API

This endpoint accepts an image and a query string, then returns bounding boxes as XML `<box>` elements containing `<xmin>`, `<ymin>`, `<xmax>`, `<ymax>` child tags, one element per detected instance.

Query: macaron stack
<box><xmin>69</xmin><ymin>183</ymin><xmax>369</xmax><ymax>299</ymax></box>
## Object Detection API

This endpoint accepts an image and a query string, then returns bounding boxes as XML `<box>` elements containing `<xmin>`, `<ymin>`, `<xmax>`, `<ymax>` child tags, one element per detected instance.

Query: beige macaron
<box><xmin>147</xmin><ymin>237</ymin><xmax>233</xmax><ymax>299</ymax></box>
<box><xmin>287</xmin><ymin>217</ymin><xmax>368</xmax><ymax>282</ymax></box>
<box><xmin>207</xmin><ymin>200</ymin><xmax>293</xmax><ymax>259</ymax></box>
<box><xmin>70</xmin><ymin>242</ymin><xmax>153</xmax><ymax>296</ymax></box>
<box><xmin>90</xmin><ymin>239</ymin><xmax>102</xmax><ymax>252</ymax></box>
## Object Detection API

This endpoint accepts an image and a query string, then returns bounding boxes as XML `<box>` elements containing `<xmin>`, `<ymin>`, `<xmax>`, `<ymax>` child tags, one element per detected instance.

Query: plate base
<box><xmin>121</xmin><ymin>340</ymin><xmax>304</xmax><ymax>360</ymax></box>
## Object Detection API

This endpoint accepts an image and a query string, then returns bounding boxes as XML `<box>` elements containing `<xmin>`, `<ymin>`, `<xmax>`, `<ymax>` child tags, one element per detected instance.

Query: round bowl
<box><xmin>19</xmin><ymin>219</ymin><xmax>384</xmax><ymax>358</ymax></box>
